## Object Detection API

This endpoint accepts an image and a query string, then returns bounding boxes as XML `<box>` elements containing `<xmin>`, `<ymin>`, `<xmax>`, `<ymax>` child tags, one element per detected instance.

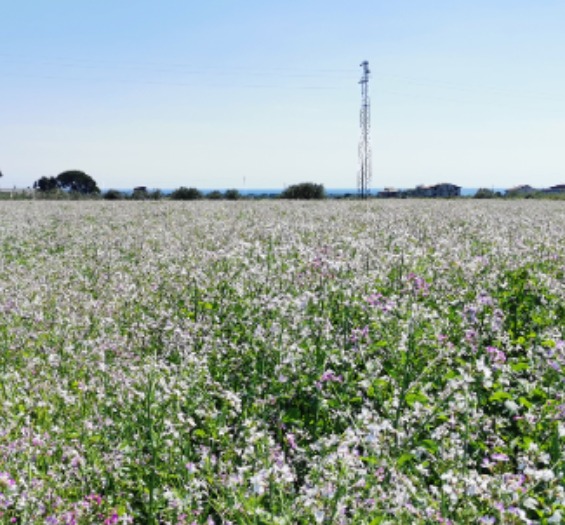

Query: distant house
<box><xmin>543</xmin><ymin>184</ymin><xmax>565</xmax><ymax>194</ymax></box>
<box><xmin>433</xmin><ymin>183</ymin><xmax>461</xmax><ymax>197</ymax></box>
<box><xmin>412</xmin><ymin>185</ymin><xmax>434</xmax><ymax>197</ymax></box>
<box><xmin>506</xmin><ymin>184</ymin><xmax>536</xmax><ymax>196</ymax></box>
<box><xmin>412</xmin><ymin>183</ymin><xmax>461</xmax><ymax>198</ymax></box>
<box><xmin>377</xmin><ymin>187</ymin><xmax>400</xmax><ymax>198</ymax></box>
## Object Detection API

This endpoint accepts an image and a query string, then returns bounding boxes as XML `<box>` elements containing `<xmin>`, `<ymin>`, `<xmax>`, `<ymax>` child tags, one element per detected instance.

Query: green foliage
<box><xmin>281</xmin><ymin>182</ymin><xmax>325</xmax><ymax>200</ymax></box>
<box><xmin>55</xmin><ymin>170</ymin><xmax>100</xmax><ymax>194</ymax></box>
<box><xmin>103</xmin><ymin>189</ymin><xmax>124</xmax><ymax>200</ymax></box>
<box><xmin>34</xmin><ymin>176</ymin><xmax>59</xmax><ymax>192</ymax></box>
<box><xmin>495</xmin><ymin>265</ymin><xmax>551</xmax><ymax>340</ymax></box>
<box><xmin>170</xmin><ymin>186</ymin><xmax>203</xmax><ymax>200</ymax></box>
<box><xmin>148</xmin><ymin>189</ymin><xmax>163</xmax><ymax>200</ymax></box>
<box><xmin>206</xmin><ymin>190</ymin><xmax>223</xmax><ymax>200</ymax></box>
<box><xmin>224</xmin><ymin>189</ymin><xmax>241</xmax><ymax>200</ymax></box>
<box><xmin>34</xmin><ymin>170</ymin><xmax>100</xmax><ymax>194</ymax></box>
<box><xmin>474</xmin><ymin>188</ymin><xmax>498</xmax><ymax>199</ymax></box>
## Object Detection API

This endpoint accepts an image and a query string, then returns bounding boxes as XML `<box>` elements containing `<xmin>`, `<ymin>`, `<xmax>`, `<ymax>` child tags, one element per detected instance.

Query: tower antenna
<box><xmin>358</xmin><ymin>60</ymin><xmax>372</xmax><ymax>199</ymax></box>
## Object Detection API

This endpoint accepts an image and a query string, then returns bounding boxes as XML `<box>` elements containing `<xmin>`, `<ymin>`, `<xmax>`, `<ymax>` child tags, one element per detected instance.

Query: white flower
<box><xmin>536</xmin><ymin>469</ymin><xmax>555</xmax><ymax>482</ymax></box>
<box><xmin>249</xmin><ymin>470</ymin><xmax>268</xmax><ymax>495</ymax></box>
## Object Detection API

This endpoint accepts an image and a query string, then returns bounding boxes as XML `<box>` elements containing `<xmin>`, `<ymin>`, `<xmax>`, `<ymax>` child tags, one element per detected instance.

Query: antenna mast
<box><xmin>358</xmin><ymin>60</ymin><xmax>372</xmax><ymax>199</ymax></box>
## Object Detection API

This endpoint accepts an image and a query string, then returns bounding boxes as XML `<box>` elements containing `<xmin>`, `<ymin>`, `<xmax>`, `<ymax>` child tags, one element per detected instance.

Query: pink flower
<box><xmin>104</xmin><ymin>512</ymin><xmax>119</xmax><ymax>525</ymax></box>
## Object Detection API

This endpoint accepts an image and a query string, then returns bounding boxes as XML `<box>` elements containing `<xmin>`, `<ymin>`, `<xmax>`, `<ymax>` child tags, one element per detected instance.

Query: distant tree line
<box><xmin>101</xmin><ymin>184</ymin><xmax>327</xmax><ymax>200</ymax></box>
<box><xmin>32</xmin><ymin>172</ymin><xmax>565</xmax><ymax>201</ymax></box>
<box><xmin>31</xmin><ymin>171</ymin><xmax>333</xmax><ymax>201</ymax></box>
<box><xmin>101</xmin><ymin>187</ymin><xmax>243</xmax><ymax>201</ymax></box>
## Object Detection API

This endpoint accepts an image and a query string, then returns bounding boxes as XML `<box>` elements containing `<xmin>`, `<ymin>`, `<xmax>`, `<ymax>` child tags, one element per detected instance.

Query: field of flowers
<box><xmin>0</xmin><ymin>200</ymin><xmax>564</xmax><ymax>524</ymax></box>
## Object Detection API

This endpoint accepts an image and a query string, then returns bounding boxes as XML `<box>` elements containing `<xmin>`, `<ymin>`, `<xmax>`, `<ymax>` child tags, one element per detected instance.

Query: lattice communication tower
<box><xmin>358</xmin><ymin>60</ymin><xmax>372</xmax><ymax>199</ymax></box>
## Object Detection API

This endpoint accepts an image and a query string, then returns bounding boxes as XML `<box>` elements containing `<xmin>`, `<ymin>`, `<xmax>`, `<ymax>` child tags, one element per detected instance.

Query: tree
<box><xmin>103</xmin><ymin>189</ymin><xmax>124</xmax><ymax>200</ymax></box>
<box><xmin>170</xmin><ymin>187</ymin><xmax>203</xmax><ymax>200</ymax></box>
<box><xmin>34</xmin><ymin>176</ymin><xmax>59</xmax><ymax>192</ymax></box>
<box><xmin>148</xmin><ymin>189</ymin><xmax>163</xmax><ymax>200</ymax></box>
<box><xmin>56</xmin><ymin>170</ymin><xmax>100</xmax><ymax>194</ymax></box>
<box><xmin>281</xmin><ymin>182</ymin><xmax>325</xmax><ymax>200</ymax></box>
<box><xmin>225</xmin><ymin>189</ymin><xmax>241</xmax><ymax>200</ymax></box>
<box><xmin>206</xmin><ymin>190</ymin><xmax>223</xmax><ymax>200</ymax></box>
<box><xmin>474</xmin><ymin>188</ymin><xmax>497</xmax><ymax>199</ymax></box>
<box><xmin>34</xmin><ymin>171</ymin><xmax>100</xmax><ymax>194</ymax></box>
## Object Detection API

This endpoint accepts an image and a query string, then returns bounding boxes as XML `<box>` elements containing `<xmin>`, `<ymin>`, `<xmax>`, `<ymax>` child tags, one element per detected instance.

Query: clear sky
<box><xmin>1</xmin><ymin>1</ymin><xmax>564</xmax><ymax>190</ymax></box>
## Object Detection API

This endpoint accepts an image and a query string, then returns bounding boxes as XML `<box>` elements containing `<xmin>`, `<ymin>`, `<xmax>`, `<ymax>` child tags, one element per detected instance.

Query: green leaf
<box><xmin>406</xmin><ymin>391</ymin><xmax>428</xmax><ymax>406</ymax></box>
<box><xmin>518</xmin><ymin>396</ymin><xmax>533</xmax><ymax>409</ymax></box>
<box><xmin>530</xmin><ymin>388</ymin><xmax>548</xmax><ymax>402</ymax></box>
<box><xmin>520</xmin><ymin>436</ymin><xmax>533</xmax><ymax>450</ymax></box>
<box><xmin>397</xmin><ymin>453</ymin><xmax>414</xmax><ymax>467</ymax></box>
<box><xmin>510</xmin><ymin>361</ymin><xmax>530</xmax><ymax>372</ymax></box>
<box><xmin>489</xmin><ymin>390</ymin><xmax>512</xmax><ymax>402</ymax></box>
<box><xmin>420</xmin><ymin>439</ymin><xmax>439</xmax><ymax>454</ymax></box>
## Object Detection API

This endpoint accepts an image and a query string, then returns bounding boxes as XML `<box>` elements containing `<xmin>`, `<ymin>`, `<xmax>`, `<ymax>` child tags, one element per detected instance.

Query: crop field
<box><xmin>0</xmin><ymin>200</ymin><xmax>564</xmax><ymax>524</ymax></box>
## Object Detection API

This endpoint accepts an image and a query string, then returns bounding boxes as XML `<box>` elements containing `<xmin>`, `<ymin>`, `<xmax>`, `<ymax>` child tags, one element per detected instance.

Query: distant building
<box><xmin>412</xmin><ymin>183</ymin><xmax>461</xmax><ymax>198</ymax></box>
<box><xmin>543</xmin><ymin>184</ymin><xmax>565</xmax><ymax>194</ymax></box>
<box><xmin>377</xmin><ymin>187</ymin><xmax>400</xmax><ymax>198</ymax></box>
<box><xmin>411</xmin><ymin>185</ymin><xmax>434</xmax><ymax>198</ymax></box>
<box><xmin>433</xmin><ymin>183</ymin><xmax>461</xmax><ymax>197</ymax></box>
<box><xmin>377</xmin><ymin>183</ymin><xmax>461</xmax><ymax>198</ymax></box>
<box><xmin>506</xmin><ymin>184</ymin><xmax>536</xmax><ymax>195</ymax></box>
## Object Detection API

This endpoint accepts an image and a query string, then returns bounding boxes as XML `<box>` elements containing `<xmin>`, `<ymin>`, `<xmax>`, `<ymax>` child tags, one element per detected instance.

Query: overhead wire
<box><xmin>1</xmin><ymin>52</ymin><xmax>563</xmax><ymax>112</ymax></box>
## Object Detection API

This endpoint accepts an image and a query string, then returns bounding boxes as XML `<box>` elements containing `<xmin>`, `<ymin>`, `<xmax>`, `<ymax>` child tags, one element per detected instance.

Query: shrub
<box><xmin>206</xmin><ymin>190</ymin><xmax>223</xmax><ymax>200</ymax></box>
<box><xmin>170</xmin><ymin>187</ymin><xmax>203</xmax><ymax>200</ymax></box>
<box><xmin>225</xmin><ymin>189</ymin><xmax>241</xmax><ymax>200</ymax></box>
<box><xmin>474</xmin><ymin>188</ymin><xmax>497</xmax><ymax>199</ymax></box>
<box><xmin>103</xmin><ymin>189</ymin><xmax>124</xmax><ymax>200</ymax></box>
<box><xmin>281</xmin><ymin>182</ymin><xmax>325</xmax><ymax>200</ymax></box>
<box><xmin>148</xmin><ymin>189</ymin><xmax>163</xmax><ymax>200</ymax></box>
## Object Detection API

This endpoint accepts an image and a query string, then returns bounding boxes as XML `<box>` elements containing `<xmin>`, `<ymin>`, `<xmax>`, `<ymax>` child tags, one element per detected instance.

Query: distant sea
<box><xmin>114</xmin><ymin>187</ymin><xmax>502</xmax><ymax>197</ymax></box>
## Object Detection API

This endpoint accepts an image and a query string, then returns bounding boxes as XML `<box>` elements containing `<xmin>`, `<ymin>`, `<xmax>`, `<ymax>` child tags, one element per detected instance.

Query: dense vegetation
<box><xmin>33</xmin><ymin>171</ymin><xmax>100</xmax><ymax>195</ymax></box>
<box><xmin>281</xmin><ymin>182</ymin><xmax>326</xmax><ymax>200</ymax></box>
<box><xmin>0</xmin><ymin>200</ymin><xmax>564</xmax><ymax>523</ymax></box>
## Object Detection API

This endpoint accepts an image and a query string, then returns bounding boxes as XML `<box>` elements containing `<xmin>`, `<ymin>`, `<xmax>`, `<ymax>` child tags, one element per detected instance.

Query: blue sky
<box><xmin>1</xmin><ymin>1</ymin><xmax>564</xmax><ymax>190</ymax></box>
